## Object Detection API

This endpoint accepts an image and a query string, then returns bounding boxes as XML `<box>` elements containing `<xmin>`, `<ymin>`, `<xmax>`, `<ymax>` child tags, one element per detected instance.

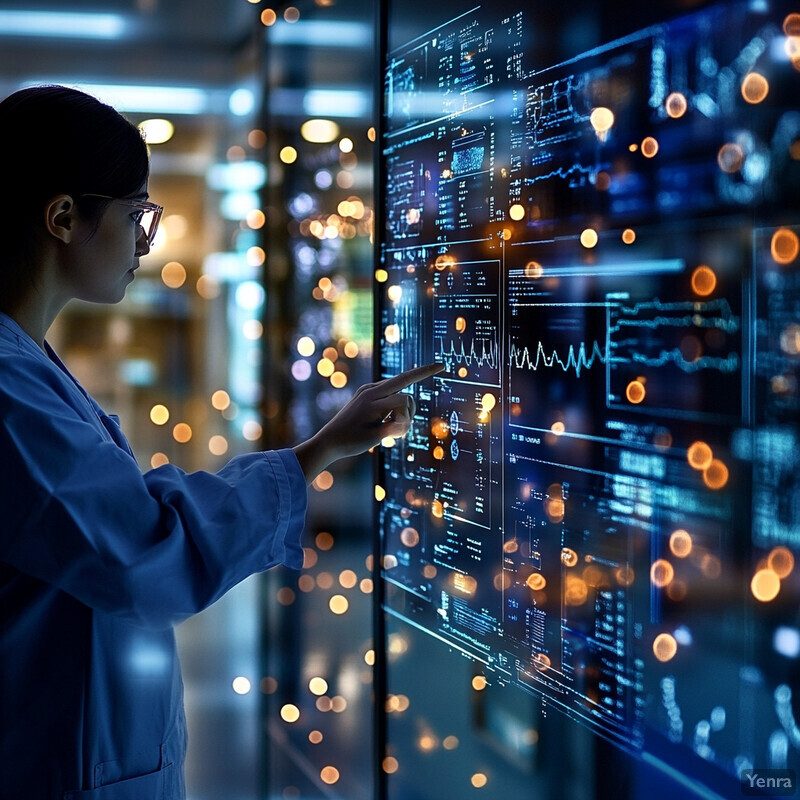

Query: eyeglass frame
<box><xmin>80</xmin><ymin>193</ymin><xmax>164</xmax><ymax>248</ymax></box>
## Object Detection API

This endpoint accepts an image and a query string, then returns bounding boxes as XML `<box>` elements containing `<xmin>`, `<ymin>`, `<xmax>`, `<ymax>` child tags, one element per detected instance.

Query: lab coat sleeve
<box><xmin>0</xmin><ymin>354</ymin><xmax>307</xmax><ymax>630</ymax></box>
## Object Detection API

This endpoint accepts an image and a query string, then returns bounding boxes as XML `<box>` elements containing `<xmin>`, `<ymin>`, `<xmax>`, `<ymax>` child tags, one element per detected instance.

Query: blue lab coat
<box><xmin>0</xmin><ymin>313</ymin><xmax>307</xmax><ymax>798</ymax></box>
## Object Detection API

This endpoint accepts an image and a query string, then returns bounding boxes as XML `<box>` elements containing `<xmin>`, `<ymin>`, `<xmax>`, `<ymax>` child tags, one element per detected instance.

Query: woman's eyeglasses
<box><xmin>81</xmin><ymin>193</ymin><xmax>164</xmax><ymax>247</ymax></box>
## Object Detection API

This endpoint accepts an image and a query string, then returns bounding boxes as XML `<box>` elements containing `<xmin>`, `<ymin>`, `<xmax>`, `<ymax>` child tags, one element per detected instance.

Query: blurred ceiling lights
<box><xmin>267</xmin><ymin>20</ymin><xmax>372</xmax><ymax>47</ymax></box>
<box><xmin>139</xmin><ymin>118</ymin><xmax>175</xmax><ymax>145</ymax></box>
<box><xmin>301</xmin><ymin>119</ymin><xmax>341</xmax><ymax>143</ymax></box>
<box><xmin>0</xmin><ymin>10</ymin><xmax>128</xmax><ymax>39</ymax></box>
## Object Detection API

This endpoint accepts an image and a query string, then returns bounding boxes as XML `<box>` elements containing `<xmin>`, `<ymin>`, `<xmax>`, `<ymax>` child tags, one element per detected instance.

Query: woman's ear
<box><xmin>44</xmin><ymin>194</ymin><xmax>76</xmax><ymax>244</ymax></box>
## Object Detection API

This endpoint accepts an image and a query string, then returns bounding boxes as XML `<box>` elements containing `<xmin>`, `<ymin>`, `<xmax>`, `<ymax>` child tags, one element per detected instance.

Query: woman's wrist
<box><xmin>292</xmin><ymin>433</ymin><xmax>334</xmax><ymax>485</ymax></box>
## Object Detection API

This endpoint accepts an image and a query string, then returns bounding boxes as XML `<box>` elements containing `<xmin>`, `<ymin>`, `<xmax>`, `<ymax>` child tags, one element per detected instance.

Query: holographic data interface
<box><xmin>377</xmin><ymin>0</ymin><xmax>800</xmax><ymax>791</ymax></box>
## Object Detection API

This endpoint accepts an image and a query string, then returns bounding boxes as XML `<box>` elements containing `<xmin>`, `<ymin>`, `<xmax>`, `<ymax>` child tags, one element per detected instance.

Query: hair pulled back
<box><xmin>0</xmin><ymin>85</ymin><xmax>149</xmax><ymax>311</ymax></box>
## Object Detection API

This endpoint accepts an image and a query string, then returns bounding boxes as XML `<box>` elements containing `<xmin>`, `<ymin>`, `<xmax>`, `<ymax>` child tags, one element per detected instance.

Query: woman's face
<box><xmin>62</xmin><ymin>185</ymin><xmax>152</xmax><ymax>305</ymax></box>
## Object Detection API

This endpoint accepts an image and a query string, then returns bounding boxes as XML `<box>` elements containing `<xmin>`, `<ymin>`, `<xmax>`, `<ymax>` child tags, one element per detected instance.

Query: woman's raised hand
<box><xmin>292</xmin><ymin>363</ymin><xmax>444</xmax><ymax>483</ymax></box>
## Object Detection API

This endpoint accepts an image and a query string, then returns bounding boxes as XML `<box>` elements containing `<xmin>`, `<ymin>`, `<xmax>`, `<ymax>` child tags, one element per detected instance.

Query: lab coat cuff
<box><xmin>265</xmin><ymin>448</ymin><xmax>307</xmax><ymax>571</ymax></box>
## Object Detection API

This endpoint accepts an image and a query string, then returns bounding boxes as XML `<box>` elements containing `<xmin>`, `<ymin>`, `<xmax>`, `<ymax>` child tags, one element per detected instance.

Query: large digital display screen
<box><xmin>376</xmin><ymin>0</ymin><xmax>800</xmax><ymax>795</ymax></box>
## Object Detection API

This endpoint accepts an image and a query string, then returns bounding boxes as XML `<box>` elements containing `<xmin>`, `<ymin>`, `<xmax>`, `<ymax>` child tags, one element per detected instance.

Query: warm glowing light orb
<box><xmin>173</xmin><ymin>423</ymin><xmax>192</xmax><ymax>443</ymax></box>
<box><xmin>561</xmin><ymin>547</ymin><xmax>579</xmax><ymax>567</ymax></box>
<box><xmin>208</xmin><ymin>435</ymin><xmax>228</xmax><ymax>456</ymax></box>
<box><xmin>580</xmin><ymin>228</ymin><xmax>599</xmax><ymax>248</ymax></box>
<box><xmin>771</xmin><ymin>228</ymin><xmax>800</xmax><ymax>265</ymax></box>
<box><xmin>434</xmin><ymin>253</ymin><xmax>457</xmax><ymax>270</ymax></box>
<box><xmin>400</xmin><ymin>526</ymin><xmax>420</xmax><ymax>547</ymax></box>
<box><xmin>650</xmin><ymin>559</ymin><xmax>675</xmax><ymax>588</ymax></box>
<box><xmin>161</xmin><ymin>261</ymin><xmax>186</xmax><ymax>289</ymax></box>
<box><xmin>455</xmin><ymin>316</ymin><xmax>467</xmax><ymax>333</ymax></box>
<box><xmin>329</xmin><ymin>595</ymin><xmax>349</xmax><ymax>614</ymax></box>
<box><xmin>669</xmin><ymin>529</ymin><xmax>693</xmax><ymax>558</ymax></box>
<box><xmin>665</xmin><ymin>92</ymin><xmax>688</xmax><ymax>118</ymax></box>
<box><xmin>443</xmin><ymin>735</ymin><xmax>459</xmax><ymax>750</ymax></box>
<box><xmin>691</xmin><ymin>265</ymin><xmax>717</xmax><ymax>296</ymax></box>
<box><xmin>382</xmin><ymin>758</ymin><xmax>399</xmax><ymax>775</ymax></box>
<box><xmin>641</xmin><ymin>136</ymin><xmax>659</xmax><ymax>158</ymax></box>
<box><xmin>622</xmin><ymin>228</ymin><xmax>636</xmax><ymax>244</ymax></box>
<box><xmin>471</xmin><ymin>773</ymin><xmax>488</xmax><ymax>788</ymax></box>
<box><xmin>509</xmin><ymin>203</ymin><xmax>525</xmax><ymax>221</ymax></box>
<box><xmin>625</xmin><ymin>380</ymin><xmax>646</xmax><ymax>404</ymax></box>
<box><xmin>481</xmin><ymin>393</ymin><xmax>497</xmax><ymax>412</ymax></box>
<box><xmin>751</xmin><ymin>568</ymin><xmax>781</xmax><ymax>602</ymax></box>
<box><xmin>526</xmin><ymin>573</ymin><xmax>547</xmax><ymax>591</ymax></box>
<box><xmin>741</xmin><ymin>72</ymin><xmax>769</xmax><ymax>104</ymax></box>
<box><xmin>653</xmin><ymin>633</ymin><xmax>678</xmax><ymax>662</ymax></box>
<box><xmin>590</xmin><ymin>107</ymin><xmax>615</xmax><ymax>133</ymax></box>
<box><xmin>309</xmin><ymin>677</ymin><xmax>328</xmax><ymax>696</ymax></box>
<box><xmin>565</xmin><ymin>575</ymin><xmax>589</xmax><ymax>605</ymax></box>
<box><xmin>320</xmin><ymin>766</ymin><xmax>340</xmax><ymax>784</ymax></box>
<box><xmin>472</xmin><ymin>675</ymin><xmax>487</xmax><ymax>691</ymax></box>
<box><xmin>524</xmin><ymin>260</ymin><xmax>544</xmax><ymax>279</ymax></box>
<box><xmin>150</xmin><ymin>404</ymin><xmax>170</xmax><ymax>425</ymax></box>
<box><xmin>687</xmin><ymin>441</ymin><xmax>713</xmax><ymax>470</ymax></box>
<box><xmin>279</xmin><ymin>146</ymin><xmax>298</xmax><ymax>164</ymax></box>
<box><xmin>280</xmin><ymin>704</ymin><xmax>300</xmax><ymax>723</ymax></box>
<box><xmin>384</xmin><ymin>324</ymin><xmax>400</xmax><ymax>344</ymax></box>
<box><xmin>703</xmin><ymin>459</ymin><xmax>729</xmax><ymax>490</ymax></box>
<box><xmin>533</xmin><ymin>652</ymin><xmax>552</xmax><ymax>670</ymax></box>
<box><xmin>545</xmin><ymin>495</ymin><xmax>565</xmax><ymax>523</ymax></box>
<box><xmin>150</xmin><ymin>452</ymin><xmax>169</xmax><ymax>468</ymax></box>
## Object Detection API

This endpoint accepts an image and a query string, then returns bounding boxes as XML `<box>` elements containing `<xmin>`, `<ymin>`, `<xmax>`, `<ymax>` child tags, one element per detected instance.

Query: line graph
<box><xmin>437</xmin><ymin>336</ymin><xmax>499</xmax><ymax>369</ymax></box>
<box><xmin>629</xmin><ymin>349</ymin><xmax>740</xmax><ymax>373</ymax></box>
<box><xmin>607</xmin><ymin>294</ymin><xmax>742</xmax><ymax>418</ymax></box>
<box><xmin>510</xmin><ymin>339</ymin><xmax>607</xmax><ymax>377</ymax></box>
<box><xmin>609</xmin><ymin>297</ymin><xmax>739</xmax><ymax>335</ymax></box>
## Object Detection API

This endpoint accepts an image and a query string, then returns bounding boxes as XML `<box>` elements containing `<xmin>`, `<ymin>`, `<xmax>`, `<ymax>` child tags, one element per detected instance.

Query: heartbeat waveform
<box><xmin>437</xmin><ymin>336</ymin><xmax>499</xmax><ymax>369</ymax></box>
<box><xmin>510</xmin><ymin>339</ymin><xmax>606</xmax><ymax>377</ymax></box>
<box><xmin>612</xmin><ymin>298</ymin><xmax>739</xmax><ymax>334</ymax></box>
<box><xmin>630</xmin><ymin>349</ymin><xmax>740</xmax><ymax>373</ymax></box>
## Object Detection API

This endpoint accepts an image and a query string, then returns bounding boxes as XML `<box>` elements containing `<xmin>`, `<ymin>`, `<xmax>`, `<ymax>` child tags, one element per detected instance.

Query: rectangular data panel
<box><xmin>378</xmin><ymin>0</ymin><xmax>800</xmax><ymax>796</ymax></box>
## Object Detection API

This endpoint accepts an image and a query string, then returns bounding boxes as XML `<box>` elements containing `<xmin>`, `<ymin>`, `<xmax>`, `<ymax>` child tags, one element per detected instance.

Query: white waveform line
<box><xmin>510</xmin><ymin>340</ymin><xmax>606</xmax><ymax>377</ymax></box>
<box><xmin>436</xmin><ymin>336</ymin><xmax>498</xmax><ymax>368</ymax></box>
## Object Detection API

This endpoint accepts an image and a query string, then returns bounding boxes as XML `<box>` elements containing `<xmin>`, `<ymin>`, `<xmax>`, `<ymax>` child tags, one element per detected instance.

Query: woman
<box><xmin>0</xmin><ymin>85</ymin><xmax>440</xmax><ymax>798</ymax></box>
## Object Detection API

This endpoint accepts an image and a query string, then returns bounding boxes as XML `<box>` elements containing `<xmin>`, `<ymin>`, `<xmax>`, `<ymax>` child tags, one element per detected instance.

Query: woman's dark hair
<box><xmin>0</xmin><ymin>85</ymin><xmax>149</xmax><ymax>311</ymax></box>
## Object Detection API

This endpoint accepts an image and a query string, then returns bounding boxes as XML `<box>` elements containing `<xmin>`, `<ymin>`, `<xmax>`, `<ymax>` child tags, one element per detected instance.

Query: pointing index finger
<box><xmin>375</xmin><ymin>363</ymin><xmax>444</xmax><ymax>397</ymax></box>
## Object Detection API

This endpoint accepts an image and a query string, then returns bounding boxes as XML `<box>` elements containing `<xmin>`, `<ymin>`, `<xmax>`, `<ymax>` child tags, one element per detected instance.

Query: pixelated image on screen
<box><xmin>376</xmin><ymin>0</ymin><xmax>800</xmax><ymax>795</ymax></box>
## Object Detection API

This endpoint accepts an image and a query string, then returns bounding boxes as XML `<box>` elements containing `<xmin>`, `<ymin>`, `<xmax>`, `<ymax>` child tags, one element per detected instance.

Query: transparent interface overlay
<box><xmin>378</xmin><ymin>0</ymin><xmax>800</xmax><ymax>789</ymax></box>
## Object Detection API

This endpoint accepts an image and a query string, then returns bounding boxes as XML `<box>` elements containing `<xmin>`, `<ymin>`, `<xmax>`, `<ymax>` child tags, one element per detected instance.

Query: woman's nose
<box><xmin>134</xmin><ymin>225</ymin><xmax>150</xmax><ymax>257</ymax></box>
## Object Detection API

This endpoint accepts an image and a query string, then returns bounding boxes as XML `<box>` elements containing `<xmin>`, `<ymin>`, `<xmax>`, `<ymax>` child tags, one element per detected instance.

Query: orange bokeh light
<box><xmin>650</xmin><ymin>559</ymin><xmax>675</xmax><ymax>588</ymax></box>
<box><xmin>771</xmin><ymin>228</ymin><xmax>800</xmax><ymax>265</ymax></box>
<box><xmin>669</xmin><ymin>529</ymin><xmax>693</xmax><ymax>558</ymax></box>
<box><xmin>751</xmin><ymin>568</ymin><xmax>781</xmax><ymax>602</ymax></box>
<box><xmin>626</xmin><ymin>380</ymin><xmax>646</xmax><ymax>404</ymax></box>
<box><xmin>703</xmin><ymin>459</ymin><xmax>729</xmax><ymax>490</ymax></box>
<box><xmin>653</xmin><ymin>633</ymin><xmax>678</xmax><ymax>662</ymax></box>
<box><xmin>687</xmin><ymin>441</ymin><xmax>713</xmax><ymax>470</ymax></box>
<box><xmin>691</xmin><ymin>265</ymin><xmax>717</xmax><ymax>296</ymax></box>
